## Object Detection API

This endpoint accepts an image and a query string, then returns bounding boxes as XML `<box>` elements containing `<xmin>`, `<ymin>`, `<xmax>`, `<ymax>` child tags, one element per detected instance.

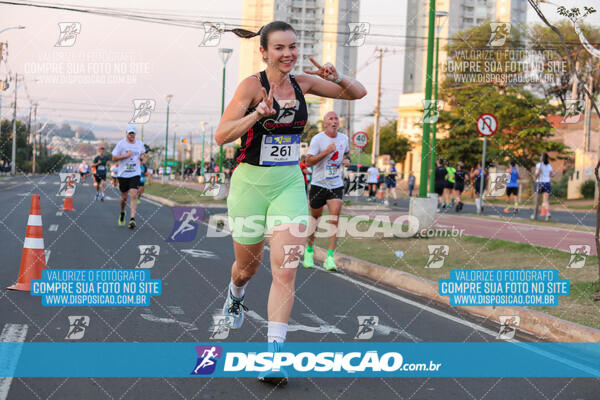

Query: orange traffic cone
<box><xmin>8</xmin><ymin>194</ymin><xmax>46</xmax><ymax>291</ymax></box>
<box><xmin>63</xmin><ymin>195</ymin><xmax>74</xmax><ymax>211</ymax></box>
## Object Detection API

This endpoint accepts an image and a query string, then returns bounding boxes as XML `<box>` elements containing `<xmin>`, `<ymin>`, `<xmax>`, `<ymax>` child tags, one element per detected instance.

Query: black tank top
<box><xmin>236</xmin><ymin>71</ymin><xmax>308</xmax><ymax>166</ymax></box>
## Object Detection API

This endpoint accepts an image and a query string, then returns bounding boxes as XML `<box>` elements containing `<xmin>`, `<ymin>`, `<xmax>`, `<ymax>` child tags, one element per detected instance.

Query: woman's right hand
<box><xmin>255</xmin><ymin>83</ymin><xmax>277</xmax><ymax>118</ymax></box>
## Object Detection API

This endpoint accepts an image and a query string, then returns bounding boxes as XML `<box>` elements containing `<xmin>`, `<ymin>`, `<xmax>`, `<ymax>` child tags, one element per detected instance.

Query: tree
<box><xmin>527</xmin><ymin>19</ymin><xmax>600</xmax><ymax>109</ymax></box>
<box><xmin>437</xmin><ymin>85</ymin><xmax>568</xmax><ymax>176</ymax></box>
<box><xmin>364</xmin><ymin>120</ymin><xmax>412</xmax><ymax>163</ymax></box>
<box><xmin>0</xmin><ymin>119</ymin><xmax>29</xmax><ymax>171</ymax></box>
<box><xmin>301</xmin><ymin>121</ymin><xmax>322</xmax><ymax>143</ymax></box>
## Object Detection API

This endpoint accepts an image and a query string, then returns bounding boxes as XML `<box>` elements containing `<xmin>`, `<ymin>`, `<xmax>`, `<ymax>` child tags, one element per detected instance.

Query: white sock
<box><xmin>229</xmin><ymin>280</ymin><xmax>247</xmax><ymax>299</ymax></box>
<box><xmin>267</xmin><ymin>321</ymin><xmax>288</xmax><ymax>343</ymax></box>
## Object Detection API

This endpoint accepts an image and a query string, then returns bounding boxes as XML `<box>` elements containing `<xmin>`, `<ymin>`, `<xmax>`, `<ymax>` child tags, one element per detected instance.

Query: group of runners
<box><xmin>431</xmin><ymin>155</ymin><xmax>554</xmax><ymax>220</ymax></box>
<box><xmin>73</xmin><ymin>124</ymin><xmax>149</xmax><ymax>228</ymax></box>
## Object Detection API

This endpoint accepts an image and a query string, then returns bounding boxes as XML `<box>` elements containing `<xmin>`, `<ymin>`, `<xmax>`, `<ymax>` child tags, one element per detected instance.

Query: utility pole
<box><xmin>163</xmin><ymin>94</ymin><xmax>173</xmax><ymax>182</ymax></box>
<box><xmin>418</xmin><ymin>0</ymin><xmax>436</xmax><ymax>197</ymax></box>
<box><xmin>32</xmin><ymin>103</ymin><xmax>37</xmax><ymax>174</ymax></box>
<box><xmin>583</xmin><ymin>74</ymin><xmax>593</xmax><ymax>152</ymax></box>
<box><xmin>371</xmin><ymin>48</ymin><xmax>383</xmax><ymax>166</ymax></box>
<box><xmin>11</xmin><ymin>73</ymin><xmax>17</xmax><ymax>175</ymax></box>
<box><xmin>209</xmin><ymin>126</ymin><xmax>214</xmax><ymax>171</ymax></box>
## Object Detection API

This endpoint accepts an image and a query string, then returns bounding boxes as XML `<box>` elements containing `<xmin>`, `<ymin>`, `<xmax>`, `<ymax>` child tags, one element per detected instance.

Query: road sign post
<box><xmin>352</xmin><ymin>131</ymin><xmax>368</xmax><ymax>165</ymax></box>
<box><xmin>476</xmin><ymin>113</ymin><xmax>498</xmax><ymax>214</ymax></box>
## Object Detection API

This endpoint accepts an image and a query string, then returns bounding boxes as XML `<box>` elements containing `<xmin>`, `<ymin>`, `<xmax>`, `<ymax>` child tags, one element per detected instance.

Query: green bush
<box><xmin>551</xmin><ymin>175</ymin><xmax>569</xmax><ymax>199</ymax></box>
<box><xmin>580</xmin><ymin>179</ymin><xmax>596</xmax><ymax>199</ymax></box>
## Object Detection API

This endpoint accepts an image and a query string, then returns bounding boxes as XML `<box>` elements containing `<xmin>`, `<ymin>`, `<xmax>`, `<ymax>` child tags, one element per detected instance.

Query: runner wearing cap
<box><xmin>92</xmin><ymin>145</ymin><xmax>110</xmax><ymax>201</ymax></box>
<box><xmin>302</xmin><ymin>111</ymin><xmax>350</xmax><ymax>272</ymax></box>
<box><xmin>216</xmin><ymin>21</ymin><xmax>366</xmax><ymax>385</ymax></box>
<box><xmin>112</xmin><ymin>124</ymin><xmax>145</xmax><ymax>229</ymax></box>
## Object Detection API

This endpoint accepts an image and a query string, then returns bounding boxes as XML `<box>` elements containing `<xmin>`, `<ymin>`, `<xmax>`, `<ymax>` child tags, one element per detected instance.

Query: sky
<box><xmin>0</xmin><ymin>0</ymin><xmax>598</xmax><ymax>147</ymax></box>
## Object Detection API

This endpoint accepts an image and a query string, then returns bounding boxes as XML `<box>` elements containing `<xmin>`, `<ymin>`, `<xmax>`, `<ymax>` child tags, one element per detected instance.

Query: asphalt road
<box><xmin>0</xmin><ymin>175</ymin><xmax>598</xmax><ymax>399</ymax></box>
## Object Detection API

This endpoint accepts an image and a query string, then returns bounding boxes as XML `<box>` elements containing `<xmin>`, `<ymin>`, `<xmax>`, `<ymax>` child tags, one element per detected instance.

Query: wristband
<box><xmin>333</xmin><ymin>72</ymin><xmax>343</xmax><ymax>84</ymax></box>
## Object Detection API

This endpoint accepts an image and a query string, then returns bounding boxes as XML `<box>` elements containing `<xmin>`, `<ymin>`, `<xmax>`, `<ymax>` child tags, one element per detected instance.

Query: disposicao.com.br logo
<box><xmin>191</xmin><ymin>345</ymin><xmax>442</xmax><ymax>377</ymax></box>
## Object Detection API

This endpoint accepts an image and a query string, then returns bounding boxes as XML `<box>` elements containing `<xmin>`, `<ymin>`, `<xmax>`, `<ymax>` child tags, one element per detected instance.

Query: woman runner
<box><xmin>215</xmin><ymin>21</ymin><xmax>366</xmax><ymax>385</ymax></box>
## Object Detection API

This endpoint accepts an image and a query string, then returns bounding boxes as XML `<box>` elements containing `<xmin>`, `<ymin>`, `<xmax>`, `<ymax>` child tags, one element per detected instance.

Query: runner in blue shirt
<box><xmin>504</xmin><ymin>161</ymin><xmax>520</xmax><ymax>214</ymax></box>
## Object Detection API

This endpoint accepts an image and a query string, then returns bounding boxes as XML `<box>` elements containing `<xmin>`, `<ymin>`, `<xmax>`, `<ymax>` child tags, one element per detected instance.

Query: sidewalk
<box><xmin>343</xmin><ymin>208</ymin><xmax>597</xmax><ymax>255</ymax></box>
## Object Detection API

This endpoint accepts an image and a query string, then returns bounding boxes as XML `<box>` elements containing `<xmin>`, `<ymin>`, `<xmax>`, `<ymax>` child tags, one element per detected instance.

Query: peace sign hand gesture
<box><xmin>255</xmin><ymin>83</ymin><xmax>277</xmax><ymax>118</ymax></box>
<box><xmin>304</xmin><ymin>56</ymin><xmax>339</xmax><ymax>82</ymax></box>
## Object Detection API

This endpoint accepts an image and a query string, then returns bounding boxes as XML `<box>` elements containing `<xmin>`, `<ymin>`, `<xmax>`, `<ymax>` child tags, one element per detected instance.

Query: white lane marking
<box><xmin>141</xmin><ymin>197</ymin><xmax>163</xmax><ymax>207</ymax></box>
<box><xmin>49</xmin><ymin>224</ymin><xmax>58</xmax><ymax>231</ymax></box>
<box><xmin>27</xmin><ymin>215</ymin><xmax>42</xmax><ymax>226</ymax></box>
<box><xmin>140</xmin><ymin>313</ymin><xmax>197</xmax><ymax>331</ymax></box>
<box><xmin>167</xmin><ymin>306</ymin><xmax>184</xmax><ymax>315</ymax></box>
<box><xmin>56</xmin><ymin>211</ymin><xmax>63</xmax><ymax>216</ymax></box>
<box><xmin>0</xmin><ymin>323</ymin><xmax>28</xmax><ymax>400</ymax></box>
<box><xmin>246</xmin><ymin>310</ymin><xmax>346</xmax><ymax>334</ymax></box>
<box><xmin>16</xmin><ymin>193</ymin><xmax>32</xmax><ymax>197</ymax></box>
<box><xmin>45</xmin><ymin>250</ymin><xmax>51</xmax><ymax>265</ymax></box>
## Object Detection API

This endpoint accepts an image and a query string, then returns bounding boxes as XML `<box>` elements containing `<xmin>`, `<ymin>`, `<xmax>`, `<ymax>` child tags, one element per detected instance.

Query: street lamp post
<box><xmin>163</xmin><ymin>94</ymin><xmax>173</xmax><ymax>183</ymax></box>
<box><xmin>11</xmin><ymin>73</ymin><xmax>17</xmax><ymax>175</ymax></box>
<box><xmin>218</xmin><ymin>48</ymin><xmax>233</xmax><ymax>178</ymax></box>
<box><xmin>429</xmin><ymin>11</ymin><xmax>448</xmax><ymax>193</ymax></box>
<box><xmin>418</xmin><ymin>0</ymin><xmax>437</xmax><ymax>197</ymax></box>
<box><xmin>200</xmin><ymin>121</ymin><xmax>206</xmax><ymax>177</ymax></box>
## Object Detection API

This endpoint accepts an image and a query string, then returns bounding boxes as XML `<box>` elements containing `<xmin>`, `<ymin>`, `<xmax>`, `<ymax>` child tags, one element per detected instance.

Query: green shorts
<box><xmin>227</xmin><ymin>163</ymin><xmax>309</xmax><ymax>245</ymax></box>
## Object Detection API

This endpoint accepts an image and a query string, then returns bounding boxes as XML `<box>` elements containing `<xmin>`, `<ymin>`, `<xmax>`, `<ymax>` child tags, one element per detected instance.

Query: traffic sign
<box><xmin>476</xmin><ymin>114</ymin><xmax>498</xmax><ymax>137</ymax></box>
<box><xmin>162</xmin><ymin>161</ymin><xmax>178</xmax><ymax>167</ymax></box>
<box><xmin>352</xmin><ymin>131</ymin><xmax>368</xmax><ymax>148</ymax></box>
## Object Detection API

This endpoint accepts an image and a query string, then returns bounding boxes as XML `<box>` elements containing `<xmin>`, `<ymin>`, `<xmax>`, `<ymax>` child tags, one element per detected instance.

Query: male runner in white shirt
<box><xmin>302</xmin><ymin>111</ymin><xmax>350</xmax><ymax>271</ymax></box>
<box><xmin>112</xmin><ymin>124</ymin><xmax>145</xmax><ymax>229</ymax></box>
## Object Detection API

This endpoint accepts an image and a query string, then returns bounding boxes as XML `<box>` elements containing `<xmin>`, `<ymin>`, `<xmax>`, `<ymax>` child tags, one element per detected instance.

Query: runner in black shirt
<box><xmin>453</xmin><ymin>161</ymin><xmax>468</xmax><ymax>212</ymax></box>
<box><xmin>434</xmin><ymin>158</ymin><xmax>447</xmax><ymax>212</ymax></box>
<box><xmin>92</xmin><ymin>146</ymin><xmax>111</xmax><ymax>202</ymax></box>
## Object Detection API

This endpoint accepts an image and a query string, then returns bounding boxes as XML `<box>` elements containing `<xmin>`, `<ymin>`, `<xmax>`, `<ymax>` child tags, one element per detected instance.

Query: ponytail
<box><xmin>541</xmin><ymin>152</ymin><xmax>549</xmax><ymax>165</ymax></box>
<box><xmin>228</xmin><ymin>21</ymin><xmax>295</xmax><ymax>50</ymax></box>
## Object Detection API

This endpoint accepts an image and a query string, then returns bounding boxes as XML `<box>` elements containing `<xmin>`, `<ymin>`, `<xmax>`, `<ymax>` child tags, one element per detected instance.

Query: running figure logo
<box><xmin>497</xmin><ymin>315</ymin><xmax>520</xmax><ymax>340</ymax></box>
<box><xmin>567</xmin><ymin>245</ymin><xmax>590</xmax><ymax>269</ymax></box>
<box><xmin>199</xmin><ymin>22</ymin><xmax>224</xmax><ymax>47</ymax></box>
<box><xmin>354</xmin><ymin>315</ymin><xmax>379</xmax><ymax>339</ymax></box>
<box><xmin>191</xmin><ymin>345</ymin><xmax>222</xmax><ymax>375</ymax></box>
<box><xmin>65</xmin><ymin>316</ymin><xmax>90</xmax><ymax>340</ymax></box>
<box><xmin>487</xmin><ymin>23</ymin><xmax>510</xmax><ymax>47</ymax></box>
<box><xmin>55</xmin><ymin>22</ymin><xmax>81</xmax><ymax>47</ymax></box>
<box><xmin>426</xmin><ymin>245</ymin><xmax>449</xmax><ymax>269</ymax></box>
<box><xmin>420</xmin><ymin>100</ymin><xmax>444</xmax><ymax>123</ymax></box>
<box><xmin>345</xmin><ymin>22</ymin><xmax>370</xmax><ymax>47</ymax></box>
<box><xmin>486</xmin><ymin>173</ymin><xmax>509</xmax><ymax>197</ymax></box>
<box><xmin>129</xmin><ymin>99</ymin><xmax>156</xmax><ymax>124</ymax></box>
<box><xmin>275</xmin><ymin>99</ymin><xmax>299</xmax><ymax>124</ymax></box>
<box><xmin>280</xmin><ymin>245</ymin><xmax>305</xmax><ymax>269</ymax></box>
<box><xmin>562</xmin><ymin>99</ymin><xmax>585</xmax><ymax>124</ymax></box>
<box><xmin>168</xmin><ymin>207</ymin><xmax>204</xmax><ymax>242</ymax></box>
<box><xmin>58</xmin><ymin>173</ymin><xmax>79</xmax><ymax>197</ymax></box>
<box><xmin>136</xmin><ymin>245</ymin><xmax>160</xmax><ymax>269</ymax></box>
<box><xmin>209</xmin><ymin>315</ymin><xmax>233</xmax><ymax>340</ymax></box>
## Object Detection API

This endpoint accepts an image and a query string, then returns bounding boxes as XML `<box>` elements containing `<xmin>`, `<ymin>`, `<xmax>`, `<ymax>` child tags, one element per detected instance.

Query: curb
<box><xmin>313</xmin><ymin>247</ymin><xmax>600</xmax><ymax>342</ymax></box>
<box><xmin>144</xmin><ymin>192</ymin><xmax>600</xmax><ymax>342</ymax></box>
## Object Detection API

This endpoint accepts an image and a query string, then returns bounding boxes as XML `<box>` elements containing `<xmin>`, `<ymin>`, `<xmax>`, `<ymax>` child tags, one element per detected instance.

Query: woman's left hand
<box><xmin>304</xmin><ymin>56</ymin><xmax>339</xmax><ymax>82</ymax></box>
